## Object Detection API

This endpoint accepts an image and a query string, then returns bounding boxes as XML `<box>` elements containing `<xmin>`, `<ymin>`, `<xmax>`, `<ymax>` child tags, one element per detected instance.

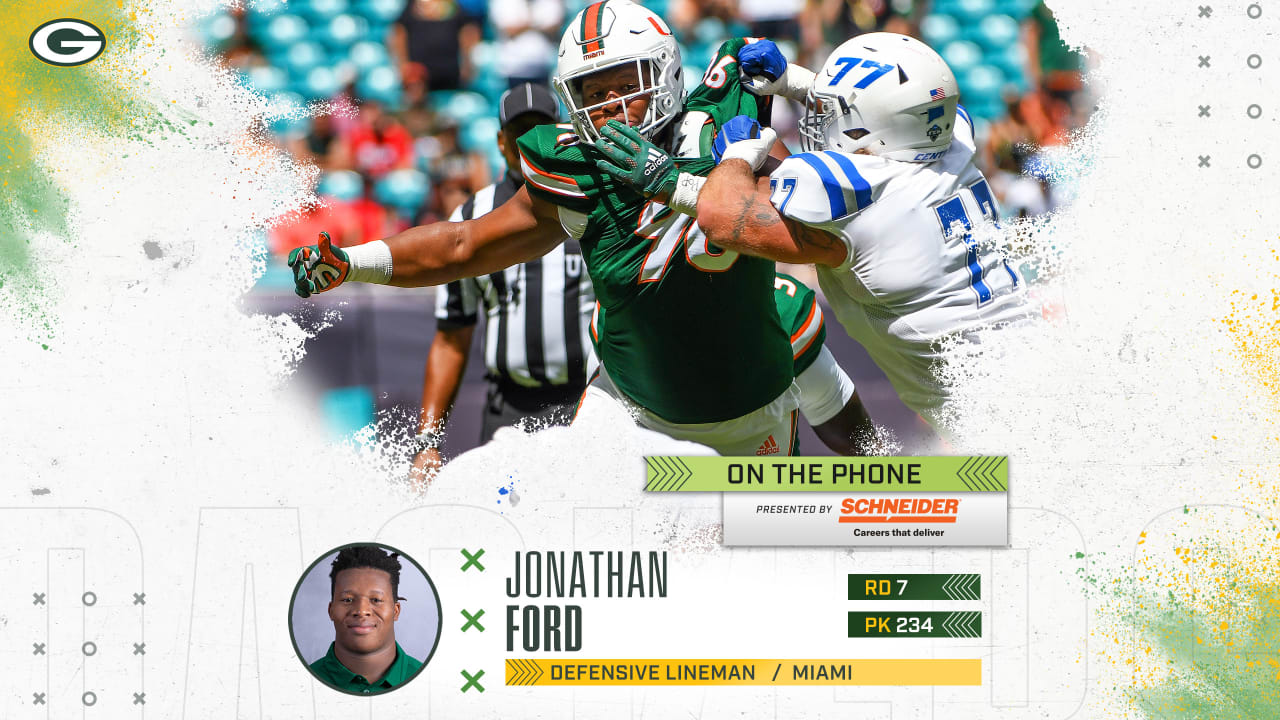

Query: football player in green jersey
<box><xmin>289</xmin><ymin>0</ymin><xmax>841</xmax><ymax>456</ymax></box>
<box><xmin>772</xmin><ymin>273</ymin><xmax>876</xmax><ymax>455</ymax></box>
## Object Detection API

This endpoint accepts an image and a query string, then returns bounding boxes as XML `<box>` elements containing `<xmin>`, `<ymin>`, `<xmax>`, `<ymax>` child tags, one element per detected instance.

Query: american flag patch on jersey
<box><xmin>930</xmin><ymin>87</ymin><xmax>946</xmax><ymax>100</ymax></box>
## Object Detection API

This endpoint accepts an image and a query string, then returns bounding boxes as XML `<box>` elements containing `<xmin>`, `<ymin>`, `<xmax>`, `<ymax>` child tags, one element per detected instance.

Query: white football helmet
<box><xmin>799</xmin><ymin>33</ymin><xmax>960</xmax><ymax>162</ymax></box>
<box><xmin>553</xmin><ymin>0</ymin><xmax>684</xmax><ymax>143</ymax></box>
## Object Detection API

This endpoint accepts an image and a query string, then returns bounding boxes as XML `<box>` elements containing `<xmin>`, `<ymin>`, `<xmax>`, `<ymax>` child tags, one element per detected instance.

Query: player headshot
<box><xmin>306</xmin><ymin>545</ymin><xmax>424</xmax><ymax>695</ymax></box>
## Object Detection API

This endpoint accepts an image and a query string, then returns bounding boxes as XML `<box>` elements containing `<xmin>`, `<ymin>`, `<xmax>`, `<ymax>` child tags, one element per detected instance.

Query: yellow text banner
<box><xmin>506</xmin><ymin>658</ymin><xmax>980</xmax><ymax>686</ymax></box>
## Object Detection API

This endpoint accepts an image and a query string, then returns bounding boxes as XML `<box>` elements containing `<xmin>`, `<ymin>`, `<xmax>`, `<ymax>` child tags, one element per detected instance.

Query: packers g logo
<box><xmin>30</xmin><ymin>19</ymin><xmax>106</xmax><ymax>67</ymax></box>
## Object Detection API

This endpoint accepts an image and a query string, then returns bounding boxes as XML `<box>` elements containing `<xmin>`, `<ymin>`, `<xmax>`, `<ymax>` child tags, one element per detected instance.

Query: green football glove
<box><xmin>287</xmin><ymin>231</ymin><xmax>350</xmax><ymax>298</ymax></box>
<box><xmin>593</xmin><ymin>120</ymin><xmax>679</xmax><ymax>199</ymax></box>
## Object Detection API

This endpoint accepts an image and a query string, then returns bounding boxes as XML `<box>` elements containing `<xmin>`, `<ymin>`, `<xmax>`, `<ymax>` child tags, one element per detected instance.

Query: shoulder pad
<box><xmin>954</xmin><ymin>105</ymin><xmax>978</xmax><ymax>147</ymax></box>
<box><xmin>516</xmin><ymin>124</ymin><xmax>592</xmax><ymax>203</ymax></box>
<box><xmin>770</xmin><ymin>151</ymin><xmax>884</xmax><ymax>224</ymax></box>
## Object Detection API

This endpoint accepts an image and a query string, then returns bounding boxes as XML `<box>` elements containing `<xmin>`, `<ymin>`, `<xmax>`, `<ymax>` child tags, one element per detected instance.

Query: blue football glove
<box><xmin>711</xmin><ymin>115</ymin><xmax>778</xmax><ymax>170</ymax></box>
<box><xmin>713</xmin><ymin>116</ymin><xmax>764</xmax><ymax>163</ymax></box>
<box><xmin>738</xmin><ymin>39</ymin><xmax>787</xmax><ymax>89</ymax></box>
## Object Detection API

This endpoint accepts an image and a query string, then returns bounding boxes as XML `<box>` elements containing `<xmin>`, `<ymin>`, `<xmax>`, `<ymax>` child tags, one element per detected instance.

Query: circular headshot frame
<box><xmin>289</xmin><ymin>542</ymin><xmax>442</xmax><ymax>696</ymax></box>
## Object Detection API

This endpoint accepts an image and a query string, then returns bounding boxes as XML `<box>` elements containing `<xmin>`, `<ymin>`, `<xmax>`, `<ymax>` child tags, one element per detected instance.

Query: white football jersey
<box><xmin>768</xmin><ymin>110</ymin><xmax>1031</xmax><ymax>421</ymax></box>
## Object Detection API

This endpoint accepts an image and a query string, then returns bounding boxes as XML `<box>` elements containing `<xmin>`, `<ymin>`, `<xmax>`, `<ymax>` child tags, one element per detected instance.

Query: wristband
<box><xmin>667</xmin><ymin>173</ymin><xmax>706</xmax><ymax>216</ymax></box>
<box><xmin>345</xmin><ymin>239</ymin><xmax>393</xmax><ymax>284</ymax></box>
<box><xmin>778</xmin><ymin>64</ymin><xmax>817</xmax><ymax>103</ymax></box>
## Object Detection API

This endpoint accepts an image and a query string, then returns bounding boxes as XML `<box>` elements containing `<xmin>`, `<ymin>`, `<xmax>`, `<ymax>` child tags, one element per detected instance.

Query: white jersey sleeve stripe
<box><xmin>789</xmin><ymin>153</ymin><xmax>849</xmax><ymax>218</ymax></box>
<box><xmin>822</xmin><ymin>151</ymin><xmax>874</xmax><ymax>212</ymax></box>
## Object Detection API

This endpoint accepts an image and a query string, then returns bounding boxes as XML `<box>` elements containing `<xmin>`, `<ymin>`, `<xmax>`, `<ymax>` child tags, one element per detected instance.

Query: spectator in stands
<box><xmin>390</xmin><ymin>0</ymin><xmax>482</xmax><ymax>93</ymax></box>
<box><xmin>413</xmin><ymin>114</ymin><xmax>490</xmax><ymax>197</ymax></box>
<box><xmin>409</xmin><ymin>84</ymin><xmax>596</xmax><ymax>488</ymax></box>
<box><xmin>346</xmin><ymin>101</ymin><xmax>416</xmax><ymax>179</ymax></box>
<box><xmin>289</xmin><ymin>111</ymin><xmax>353</xmax><ymax>171</ymax></box>
<box><xmin>490</xmin><ymin>0</ymin><xmax>563</xmax><ymax>86</ymax></box>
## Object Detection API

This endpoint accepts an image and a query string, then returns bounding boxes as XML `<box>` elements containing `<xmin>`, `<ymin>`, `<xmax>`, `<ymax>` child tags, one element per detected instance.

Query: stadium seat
<box><xmin>201</xmin><ymin>12</ymin><xmax>238</xmax><ymax>49</ymax></box>
<box><xmin>299</xmin><ymin>66</ymin><xmax>343</xmax><ymax>100</ymax></box>
<box><xmin>990</xmin><ymin>44</ymin><xmax>1030</xmax><ymax>91</ymax></box>
<box><xmin>375</xmin><ymin>169</ymin><xmax>431</xmax><ymax>217</ymax></box>
<box><xmin>996</xmin><ymin>0</ymin><xmax>1039</xmax><ymax>18</ymax></box>
<box><xmin>920</xmin><ymin>14</ymin><xmax>961</xmax><ymax>50</ymax></box>
<box><xmin>319</xmin><ymin>13</ymin><xmax>371</xmax><ymax>49</ymax></box>
<box><xmin>941</xmin><ymin>40</ymin><xmax>983</xmax><ymax>78</ymax></box>
<box><xmin>958</xmin><ymin>64</ymin><xmax>1005</xmax><ymax>118</ymax></box>
<box><xmin>461</xmin><ymin>116</ymin><xmax>502</xmax><ymax>153</ymax></box>
<box><xmin>267</xmin><ymin>91</ymin><xmax>311</xmax><ymax>136</ymax></box>
<box><xmin>976</xmin><ymin>14</ymin><xmax>1020</xmax><ymax>51</ymax></box>
<box><xmin>257</xmin><ymin>14</ymin><xmax>308</xmax><ymax>48</ymax></box>
<box><xmin>318</xmin><ymin>170</ymin><xmax>365</xmax><ymax>202</ymax></box>
<box><xmin>298</xmin><ymin>0</ymin><xmax>352</xmax><ymax>24</ymax></box>
<box><xmin>246</xmin><ymin>0</ymin><xmax>289</xmax><ymax>28</ymax></box>
<box><xmin>282</xmin><ymin>41</ymin><xmax>328</xmax><ymax>76</ymax></box>
<box><xmin>354</xmin><ymin>0</ymin><xmax>407</xmax><ymax>26</ymax></box>
<box><xmin>246</xmin><ymin>65</ymin><xmax>289</xmax><ymax>95</ymax></box>
<box><xmin>953</xmin><ymin>0</ymin><xmax>997</xmax><ymax>23</ymax></box>
<box><xmin>349</xmin><ymin>40</ymin><xmax>391</xmax><ymax>72</ymax></box>
<box><xmin>433</xmin><ymin>90</ymin><xmax>492</xmax><ymax>125</ymax></box>
<box><xmin>356</xmin><ymin>65</ymin><xmax>403</xmax><ymax>108</ymax></box>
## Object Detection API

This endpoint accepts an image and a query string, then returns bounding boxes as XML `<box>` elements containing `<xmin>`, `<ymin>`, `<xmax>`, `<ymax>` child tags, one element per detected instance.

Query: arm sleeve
<box><xmin>794</xmin><ymin>345</ymin><xmax>857</xmax><ymax>426</ymax></box>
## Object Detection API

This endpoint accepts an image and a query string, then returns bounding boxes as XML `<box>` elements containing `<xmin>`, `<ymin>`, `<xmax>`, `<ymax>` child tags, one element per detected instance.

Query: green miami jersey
<box><xmin>517</xmin><ymin>39</ymin><xmax>793</xmax><ymax>424</ymax></box>
<box><xmin>773</xmin><ymin>273</ymin><xmax>826</xmax><ymax>376</ymax></box>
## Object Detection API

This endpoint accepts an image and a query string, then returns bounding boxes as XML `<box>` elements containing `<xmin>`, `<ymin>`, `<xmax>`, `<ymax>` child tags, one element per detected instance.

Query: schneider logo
<box><xmin>838</xmin><ymin>497</ymin><xmax>960</xmax><ymax>524</ymax></box>
<box><xmin>30</xmin><ymin>19</ymin><xmax>105</xmax><ymax>67</ymax></box>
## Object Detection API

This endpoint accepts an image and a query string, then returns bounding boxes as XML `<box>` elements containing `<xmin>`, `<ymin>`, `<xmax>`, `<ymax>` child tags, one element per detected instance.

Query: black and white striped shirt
<box><xmin>435</xmin><ymin>174</ymin><xmax>597</xmax><ymax>389</ymax></box>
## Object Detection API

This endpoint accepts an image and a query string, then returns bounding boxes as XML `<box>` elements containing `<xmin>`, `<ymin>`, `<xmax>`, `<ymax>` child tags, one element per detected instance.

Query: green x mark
<box><xmin>461</xmin><ymin>608</ymin><xmax>485</xmax><ymax>632</ymax></box>
<box><xmin>461</xmin><ymin>548</ymin><xmax>485</xmax><ymax>572</ymax></box>
<box><xmin>461</xmin><ymin>669</ymin><xmax>485</xmax><ymax>693</ymax></box>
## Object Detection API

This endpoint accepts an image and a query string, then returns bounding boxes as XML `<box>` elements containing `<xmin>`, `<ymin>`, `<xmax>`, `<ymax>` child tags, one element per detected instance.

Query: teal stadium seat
<box><xmin>958</xmin><ymin>64</ymin><xmax>1005</xmax><ymax>118</ymax></box>
<box><xmin>466</xmin><ymin>42</ymin><xmax>508</xmax><ymax>104</ymax></box>
<box><xmin>991</xmin><ymin>44</ymin><xmax>1029</xmax><ymax>91</ymax></box>
<box><xmin>462</xmin><ymin>116</ymin><xmax>502</xmax><ymax>153</ymax></box>
<box><xmin>319</xmin><ymin>13</ymin><xmax>371</xmax><ymax>49</ymax></box>
<box><xmin>953</xmin><ymin>0</ymin><xmax>997</xmax><ymax>23</ymax></box>
<box><xmin>354</xmin><ymin>0</ymin><xmax>408</xmax><ymax>26</ymax></box>
<box><xmin>349</xmin><ymin>40</ymin><xmax>391</xmax><ymax>72</ymax></box>
<box><xmin>375</xmin><ymin>169</ymin><xmax>431</xmax><ymax>218</ymax></box>
<box><xmin>318</xmin><ymin>170</ymin><xmax>365</xmax><ymax>202</ymax></box>
<box><xmin>246</xmin><ymin>65</ymin><xmax>289</xmax><ymax>95</ymax></box>
<box><xmin>258</xmin><ymin>14</ymin><xmax>308</xmax><ymax>49</ymax></box>
<box><xmin>282</xmin><ymin>41</ymin><xmax>328</xmax><ymax>76</ymax></box>
<box><xmin>298</xmin><ymin>0</ymin><xmax>351</xmax><ymax>24</ymax></box>
<box><xmin>246</xmin><ymin>0</ymin><xmax>289</xmax><ymax>29</ymax></box>
<box><xmin>201</xmin><ymin>12</ymin><xmax>238</xmax><ymax>50</ymax></box>
<box><xmin>941</xmin><ymin>40</ymin><xmax>983</xmax><ymax>78</ymax></box>
<box><xmin>920</xmin><ymin>14</ymin><xmax>961</xmax><ymax>49</ymax></box>
<box><xmin>996</xmin><ymin>0</ymin><xmax>1038</xmax><ymax>18</ymax></box>
<box><xmin>434</xmin><ymin>91</ymin><xmax>492</xmax><ymax>125</ymax></box>
<box><xmin>300</xmin><ymin>66</ymin><xmax>343</xmax><ymax>100</ymax></box>
<box><xmin>976</xmin><ymin>14</ymin><xmax>1020</xmax><ymax>51</ymax></box>
<box><xmin>356</xmin><ymin>65</ymin><xmax>403</xmax><ymax>108</ymax></box>
<box><xmin>267</xmin><ymin>91</ymin><xmax>311</xmax><ymax>135</ymax></box>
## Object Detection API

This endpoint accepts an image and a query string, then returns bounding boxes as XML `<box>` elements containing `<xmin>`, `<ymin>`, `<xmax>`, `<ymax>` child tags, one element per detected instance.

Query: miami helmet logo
<box><xmin>577</xmin><ymin>1</ymin><xmax>618</xmax><ymax>59</ymax></box>
<box><xmin>927</xmin><ymin>124</ymin><xmax>943</xmax><ymax>142</ymax></box>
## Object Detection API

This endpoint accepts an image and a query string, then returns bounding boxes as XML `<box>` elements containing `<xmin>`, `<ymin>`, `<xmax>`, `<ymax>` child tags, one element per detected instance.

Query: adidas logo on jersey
<box><xmin>756</xmin><ymin>435</ymin><xmax>780</xmax><ymax>455</ymax></box>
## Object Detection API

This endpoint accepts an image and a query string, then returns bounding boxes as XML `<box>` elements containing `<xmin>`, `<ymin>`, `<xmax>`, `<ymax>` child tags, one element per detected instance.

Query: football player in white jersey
<box><xmin>595</xmin><ymin>32</ymin><xmax>1031</xmax><ymax>427</ymax></box>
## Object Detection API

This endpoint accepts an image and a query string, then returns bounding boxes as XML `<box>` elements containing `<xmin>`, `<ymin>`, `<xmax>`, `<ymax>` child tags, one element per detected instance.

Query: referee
<box><xmin>410</xmin><ymin>83</ymin><xmax>596</xmax><ymax>485</ymax></box>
